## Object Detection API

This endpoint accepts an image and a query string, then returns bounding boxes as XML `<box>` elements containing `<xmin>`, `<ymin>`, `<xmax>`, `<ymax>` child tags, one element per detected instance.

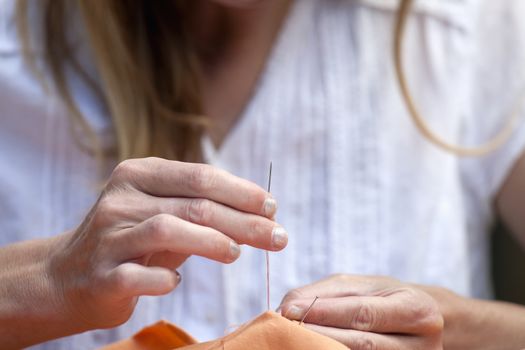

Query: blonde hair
<box><xmin>17</xmin><ymin>0</ymin><xmax>206</xmax><ymax>162</ymax></box>
<box><xmin>16</xmin><ymin>0</ymin><xmax>515</xmax><ymax>161</ymax></box>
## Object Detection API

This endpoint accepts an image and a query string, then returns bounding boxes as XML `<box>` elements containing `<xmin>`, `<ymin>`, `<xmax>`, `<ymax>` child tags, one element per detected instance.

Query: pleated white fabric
<box><xmin>1</xmin><ymin>0</ymin><xmax>525</xmax><ymax>348</ymax></box>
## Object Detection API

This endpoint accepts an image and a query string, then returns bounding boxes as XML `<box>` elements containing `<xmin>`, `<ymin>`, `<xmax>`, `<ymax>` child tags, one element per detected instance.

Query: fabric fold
<box><xmin>100</xmin><ymin>312</ymin><xmax>348</xmax><ymax>350</ymax></box>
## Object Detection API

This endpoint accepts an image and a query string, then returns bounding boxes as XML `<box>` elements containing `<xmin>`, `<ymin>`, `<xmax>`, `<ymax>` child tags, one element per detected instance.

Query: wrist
<box><xmin>0</xmin><ymin>233</ymin><xmax>84</xmax><ymax>348</ymax></box>
<box><xmin>419</xmin><ymin>285</ymin><xmax>525</xmax><ymax>350</ymax></box>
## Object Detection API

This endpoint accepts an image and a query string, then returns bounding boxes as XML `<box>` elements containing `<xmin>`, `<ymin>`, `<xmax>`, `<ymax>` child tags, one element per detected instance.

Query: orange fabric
<box><xmin>100</xmin><ymin>321</ymin><xmax>197</xmax><ymax>350</ymax></box>
<box><xmin>100</xmin><ymin>312</ymin><xmax>348</xmax><ymax>350</ymax></box>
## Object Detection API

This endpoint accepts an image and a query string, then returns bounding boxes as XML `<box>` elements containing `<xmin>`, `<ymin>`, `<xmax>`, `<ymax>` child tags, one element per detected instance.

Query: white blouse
<box><xmin>1</xmin><ymin>0</ymin><xmax>525</xmax><ymax>348</ymax></box>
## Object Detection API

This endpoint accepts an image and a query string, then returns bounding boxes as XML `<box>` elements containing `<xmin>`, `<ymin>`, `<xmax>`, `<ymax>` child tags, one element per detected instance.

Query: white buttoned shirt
<box><xmin>1</xmin><ymin>0</ymin><xmax>525</xmax><ymax>348</ymax></box>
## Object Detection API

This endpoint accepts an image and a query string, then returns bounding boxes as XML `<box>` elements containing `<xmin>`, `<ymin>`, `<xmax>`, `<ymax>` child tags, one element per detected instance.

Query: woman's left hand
<box><xmin>279</xmin><ymin>274</ymin><xmax>444</xmax><ymax>350</ymax></box>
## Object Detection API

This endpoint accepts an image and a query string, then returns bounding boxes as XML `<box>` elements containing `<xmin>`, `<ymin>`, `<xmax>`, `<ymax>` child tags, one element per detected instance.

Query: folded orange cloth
<box><xmin>100</xmin><ymin>320</ymin><xmax>197</xmax><ymax>350</ymax></box>
<box><xmin>100</xmin><ymin>311</ymin><xmax>348</xmax><ymax>350</ymax></box>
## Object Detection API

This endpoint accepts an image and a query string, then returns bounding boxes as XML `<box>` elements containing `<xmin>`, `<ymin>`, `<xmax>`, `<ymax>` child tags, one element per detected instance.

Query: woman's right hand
<box><xmin>47</xmin><ymin>157</ymin><xmax>287</xmax><ymax>331</ymax></box>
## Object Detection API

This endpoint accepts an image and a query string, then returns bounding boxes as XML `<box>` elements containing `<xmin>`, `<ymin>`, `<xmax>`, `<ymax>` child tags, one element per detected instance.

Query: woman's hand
<box><xmin>279</xmin><ymin>275</ymin><xmax>443</xmax><ymax>350</ymax></box>
<box><xmin>47</xmin><ymin>158</ymin><xmax>287</xmax><ymax>332</ymax></box>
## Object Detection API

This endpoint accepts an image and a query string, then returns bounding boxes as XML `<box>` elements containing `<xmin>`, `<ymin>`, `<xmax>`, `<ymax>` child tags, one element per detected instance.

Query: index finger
<box><xmin>279</xmin><ymin>275</ymin><xmax>400</xmax><ymax>307</ymax></box>
<box><xmin>280</xmin><ymin>294</ymin><xmax>443</xmax><ymax>335</ymax></box>
<box><xmin>111</xmin><ymin>158</ymin><xmax>276</xmax><ymax>218</ymax></box>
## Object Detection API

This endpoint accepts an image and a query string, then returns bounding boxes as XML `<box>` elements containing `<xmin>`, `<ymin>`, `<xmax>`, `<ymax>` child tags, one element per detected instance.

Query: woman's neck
<box><xmin>187</xmin><ymin>0</ymin><xmax>292</xmax><ymax>148</ymax></box>
<box><xmin>189</xmin><ymin>1</ymin><xmax>290</xmax><ymax>67</ymax></box>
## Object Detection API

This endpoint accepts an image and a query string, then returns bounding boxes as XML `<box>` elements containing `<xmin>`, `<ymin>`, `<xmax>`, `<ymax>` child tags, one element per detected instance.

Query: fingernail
<box><xmin>286</xmin><ymin>305</ymin><xmax>303</xmax><ymax>320</ymax></box>
<box><xmin>263</xmin><ymin>197</ymin><xmax>277</xmax><ymax>217</ymax></box>
<box><xmin>230</xmin><ymin>241</ymin><xmax>241</xmax><ymax>260</ymax></box>
<box><xmin>175</xmin><ymin>270</ymin><xmax>182</xmax><ymax>284</ymax></box>
<box><xmin>271</xmin><ymin>226</ymin><xmax>288</xmax><ymax>249</ymax></box>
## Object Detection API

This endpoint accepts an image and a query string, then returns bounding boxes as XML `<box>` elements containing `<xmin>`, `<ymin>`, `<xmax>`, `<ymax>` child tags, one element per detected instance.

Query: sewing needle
<box><xmin>266</xmin><ymin>162</ymin><xmax>272</xmax><ymax>311</ymax></box>
<box><xmin>300</xmin><ymin>296</ymin><xmax>319</xmax><ymax>325</ymax></box>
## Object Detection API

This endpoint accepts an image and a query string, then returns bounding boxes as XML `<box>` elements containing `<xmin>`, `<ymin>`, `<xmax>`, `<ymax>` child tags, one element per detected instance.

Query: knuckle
<box><xmin>330</xmin><ymin>273</ymin><xmax>350</xmax><ymax>283</ymax></box>
<box><xmin>377</xmin><ymin>275</ymin><xmax>399</xmax><ymax>284</ymax></box>
<box><xmin>403</xmin><ymin>289</ymin><xmax>444</xmax><ymax>335</ymax></box>
<box><xmin>96</xmin><ymin>195</ymin><xmax>113</xmax><ymax>212</ymax></box>
<box><xmin>419</xmin><ymin>302</ymin><xmax>444</xmax><ymax>335</ymax></box>
<box><xmin>187</xmin><ymin>164</ymin><xmax>216</xmax><ymax>193</ymax></box>
<box><xmin>352</xmin><ymin>302</ymin><xmax>378</xmax><ymax>331</ymax></box>
<box><xmin>88</xmin><ymin>270</ymin><xmax>106</xmax><ymax>290</ymax></box>
<box><xmin>354</xmin><ymin>336</ymin><xmax>377</xmax><ymax>350</ymax></box>
<box><xmin>148</xmin><ymin>214</ymin><xmax>174</xmax><ymax>242</ymax></box>
<box><xmin>92</xmin><ymin>196</ymin><xmax>121</xmax><ymax>228</ymax></box>
<box><xmin>112</xmin><ymin>159</ymin><xmax>138</xmax><ymax>181</ymax></box>
<box><xmin>401</xmin><ymin>286</ymin><xmax>421</xmax><ymax>299</ymax></box>
<box><xmin>425</xmin><ymin>312</ymin><xmax>445</xmax><ymax>335</ymax></box>
<box><xmin>109</xmin><ymin>265</ymin><xmax>133</xmax><ymax>293</ymax></box>
<box><xmin>186</xmin><ymin>199</ymin><xmax>214</xmax><ymax>225</ymax></box>
<box><xmin>282</xmin><ymin>288</ymin><xmax>306</xmax><ymax>303</ymax></box>
<box><xmin>110</xmin><ymin>158</ymin><xmax>159</xmax><ymax>187</ymax></box>
<box><xmin>143</xmin><ymin>156</ymin><xmax>163</xmax><ymax>163</ymax></box>
<box><xmin>97</xmin><ymin>195</ymin><xmax>122</xmax><ymax>215</ymax></box>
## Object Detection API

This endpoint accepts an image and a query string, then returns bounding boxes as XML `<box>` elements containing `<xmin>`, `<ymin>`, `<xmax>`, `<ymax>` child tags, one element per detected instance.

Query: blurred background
<box><xmin>493</xmin><ymin>224</ymin><xmax>525</xmax><ymax>304</ymax></box>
